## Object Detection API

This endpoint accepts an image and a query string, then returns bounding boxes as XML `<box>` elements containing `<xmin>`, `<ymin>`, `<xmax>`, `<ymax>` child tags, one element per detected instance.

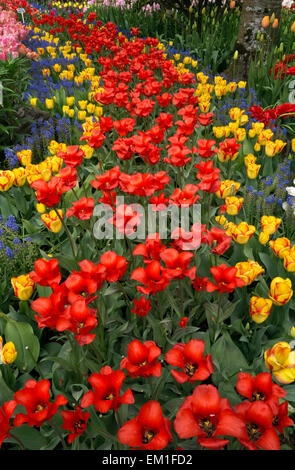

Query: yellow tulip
<box><xmin>78</xmin><ymin>110</ymin><xmax>87</xmax><ymax>121</ymax></box>
<box><xmin>265</xmin><ymin>141</ymin><xmax>276</xmax><ymax>157</ymax></box>
<box><xmin>41</xmin><ymin>209</ymin><xmax>64</xmax><ymax>233</ymax></box>
<box><xmin>269</xmin><ymin>237</ymin><xmax>291</xmax><ymax>259</ymax></box>
<box><xmin>216</xmin><ymin>180</ymin><xmax>240</xmax><ymax>198</ymax></box>
<box><xmin>260</xmin><ymin>215</ymin><xmax>281</xmax><ymax>235</ymax></box>
<box><xmin>12</xmin><ymin>167</ymin><xmax>27</xmax><ymax>187</ymax></box>
<box><xmin>283</xmin><ymin>246</ymin><xmax>295</xmax><ymax>272</ymax></box>
<box><xmin>230</xmin><ymin>222</ymin><xmax>256</xmax><ymax>244</ymax></box>
<box><xmin>11</xmin><ymin>274</ymin><xmax>35</xmax><ymax>301</ymax></box>
<box><xmin>259</xmin><ymin>231</ymin><xmax>270</xmax><ymax>245</ymax></box>
<box><xmin>235</xmin><ymin>260</ymin><xmax>264</xmax><ymax>286</ymax></box>
<box><xmin>247</xmin><ymin>162</ymin><xmax>261</xmax><ymax>179</ymax></box>
<box><xmin>250</xmin><ymin>296</ymin><xmax>273</xmax><ymax>324</ymax></box>
<box><xmin>0</xmin><ymin>170</ymin><xmax>15</xmax><ymax>191</ymax></box>
<box><xmin>45</xmin><ymin>99</ymin><xmax>54</xmax><ymax>110</ymax></box>
<box><xmin>264</xmin><ymin>342</ymin><xmax>295</xmax><ymax>384</ymax></box>
<box><xmin>17</xmin><ymin>149</ymin><xmax>32</xmax><ymax>167</ymax></box>
<box><xmin>269</xmin><ymin>277</ymin><xmax>293</xmax><ymax>306</ymax></box>
<box><xmin>66</xmin><ymin>96</ymin><xmax>75</xmax><ymax>106</ymax></box>
<box><xmin>224</xmin><ymin>196</ymin><xmax>244</xmax><ymax>215</ymax></box>
<box><xmin>234</xmin><ymin>127</ymin><xmax>246</xmax><ymax>142</ymax></box>
<box><xmin>0</xmin><ymin>337</ymin><xmax>17</xmax><ymax>365</ymax></box>
<box><xmin>215</xmin><ymin>215</ymin><xmax>229</xmax><ymax>227</ymax></box>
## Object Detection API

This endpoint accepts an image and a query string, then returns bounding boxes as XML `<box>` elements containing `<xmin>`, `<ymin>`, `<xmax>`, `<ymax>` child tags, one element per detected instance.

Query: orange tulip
<box><xmin>272</xmin><ymin>18</ymin><xmax>279</xmax><ymax>29</ymax></box>
<box><xmin>261</xmin><ymin>16</ymin><xmax>270</xmax><ymax>28</ymax></box>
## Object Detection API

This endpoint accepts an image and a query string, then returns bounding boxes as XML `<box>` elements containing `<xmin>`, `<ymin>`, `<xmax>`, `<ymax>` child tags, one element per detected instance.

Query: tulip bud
<box><xmin>230</xmin><ymin>1</ymin><xmax>235</xmax><ymax>8</ymax></box>
<box><xmin>261</xmin><ymin>16</ymin><xmax>270</xmax><ymax>28</ymax></box>
<box><xmin>233</xmin><ymin>50</ymin><xmax>238</xmax><ymax>60</ymax></box>
<box><xmin>45</xmin><ymin>99</ymin><xmax>54</xmax><ymax>110</ymax></box>
<box><xmin>2</xmin><ymin>342</ymin><xmax>17</xmax><ymax>365</ymax></box>
<box><xmin>36</xmin><ymin>203</ymin><xmax>46</xmax><ymax>214</ymax></box>
<box><xmin>291</xmin><ymin>327</ymin><xmax>295</xmax><ymax>338</ymax></box>
<box><xmin>272</xmin><ymin>18</ymin><xmax>279</xmax><ymax>29</ymax></box>
<box><xmin>291</xmin><ymin>22</ymin><xmax>295</xmax><ymax>33</ymax></box>
<box><xmin>259</xmin><ymin>231</ymin><xmax>269</xmax><ymax>245</ymax></box>
<box><xmin>0</xmin><ymin>337</ymin><xmax>17</xmax><ymax>365</ymax></box>
<box><xmin>270</xmin><ymin>13</ymin><xmax>275</xmax><ymax>25</ymax></box>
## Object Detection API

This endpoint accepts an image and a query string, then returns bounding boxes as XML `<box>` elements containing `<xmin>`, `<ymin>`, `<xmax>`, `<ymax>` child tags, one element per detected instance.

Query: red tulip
<box><xmin>174</xmin><ymin>384</ymin><xmax>244</xmax><ymax>449</ymax></box>
<box><xmin>234</xmin><ymin>401</ymin><xmax>280</xmax><ymax>450</ymax></box>
<box><xmin>206</xmin><ymin>263</ymin><xmax>245</xmax><ymax>293</ymax></box>
<box><xmin>13</xmin><ymin>379</ymin><xmax>67</xmax><ymax>427</ymax></box>
<box><xmin>117</xmin><ymin>401</ymin><xmax>172</xmax><ymax>450</ymax></box>
<box><xmin>165</xmin><ymin>339</ymin><xmax>214</xmax><ymax>383</ymax></box>
<box><xmin>30</xmin><ymin>258</ymin><xmax>61</xmax><ymax>287</ymax></box>
<box><xmin>81</xmin><ymin>366</ymin><xmax>134</xmax><ymax>413</ymax></box>
<box><xmin>66</xmin><ymin>197</ymin><xmax>95</xmax><ymax>220</ymax></box>
<box><xmin>121</xmin><ymin>339</ymin><xmax>161</xmax><ymax>378</ymax></box>
<box><xmin>61</xmin><ymin>406</ymin><xmax>90</xmax><ymax>443</ymax></box>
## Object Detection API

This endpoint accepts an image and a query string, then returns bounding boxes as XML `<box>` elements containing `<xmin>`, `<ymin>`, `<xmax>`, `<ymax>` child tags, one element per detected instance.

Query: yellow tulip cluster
<box><xmin>50</xmin><ymin>1</ymin><xmax>88</xmax><ymax>9</ymax></box>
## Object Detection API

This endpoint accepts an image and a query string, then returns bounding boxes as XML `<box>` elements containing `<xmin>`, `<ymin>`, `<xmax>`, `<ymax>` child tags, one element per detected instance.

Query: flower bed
<box><xmin>0</xmin><ymin>0</ymin><xmax>295</xmax><ymax>452</ymax></box>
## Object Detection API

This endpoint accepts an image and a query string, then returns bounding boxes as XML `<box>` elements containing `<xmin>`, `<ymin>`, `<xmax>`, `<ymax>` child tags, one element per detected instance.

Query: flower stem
<box><xmin>49</xmin><ymin>419</ymin><xmax>67</xmax><ymax>450</ymax></box>
<box><xmin>54</xmin><ymin>209</ymin><xmax>77</xmax><ymax>260</ymax></box>
<box><xmin>9</xmin><ymin>432</ymin><xmax>26</xmax><ymax>450</ymax></box>
<box><xmin>178</xmin><ymin>279</ymin><xmax>184</xmax><ymax>318</ymax></box>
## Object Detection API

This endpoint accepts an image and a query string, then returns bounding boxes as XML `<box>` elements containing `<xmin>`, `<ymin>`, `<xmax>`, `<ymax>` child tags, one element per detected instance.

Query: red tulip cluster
<box><xmin>29</xmin><ymin>253</ymin><xmax>127</xmax><ymax>345</ymax></box>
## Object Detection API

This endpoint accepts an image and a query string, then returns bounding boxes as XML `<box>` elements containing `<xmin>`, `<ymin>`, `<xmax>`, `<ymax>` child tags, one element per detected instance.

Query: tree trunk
<box><xmin>225</xmin><ymin>0</ymin><xmax>282</xmax><ymax>81</ymax></box>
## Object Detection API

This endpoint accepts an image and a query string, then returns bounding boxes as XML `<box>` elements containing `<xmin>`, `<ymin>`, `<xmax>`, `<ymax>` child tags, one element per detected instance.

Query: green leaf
<box><xmin>0</xmin><ymin>313</ymin><xmax>40</xmax><ymax>373</ymax></box>
<box><xmin>211</xmin><ymin>331</ymin><xmax>250</xmax><ymax>380</ymax></box>
<box><xmin>284</xmin><ymin>384</ymin><xmax>295</xmax><ymax>403</ymax></box>
<box><xmin>0</xmin><ymin>369</ymin><xmax>13</xmax><ymax>405</ymax></box>
<box><xmin>258</xmin><ymin>252</ymin><xmax>282</xmax><ymax>279</ymax></box>
<box><xmin>40</xmin><ymin>356</ymin><xmax>73</xmax><ymax>372</ymax></box>
<box><xmin>11</xmin><ymin>425</ymin><xmax>48</xmax><ymax>450</ymax></box>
